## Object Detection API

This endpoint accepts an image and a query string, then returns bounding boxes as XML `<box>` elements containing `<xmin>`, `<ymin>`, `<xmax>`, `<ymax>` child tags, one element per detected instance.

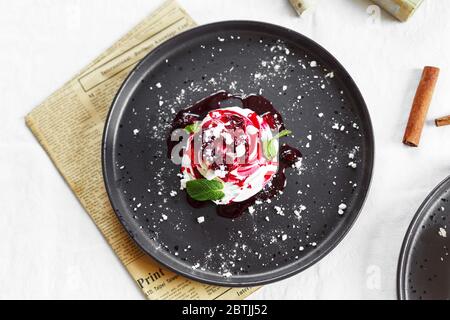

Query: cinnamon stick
<box><xmin>435</xmin><ymin>115</ymin><xmax>450</xmax><ymax>127</ymax></box>
<box><xmin>403</xmin><ymin>66</ymin><xmax>440</xmax><ymax>147</ymax></box>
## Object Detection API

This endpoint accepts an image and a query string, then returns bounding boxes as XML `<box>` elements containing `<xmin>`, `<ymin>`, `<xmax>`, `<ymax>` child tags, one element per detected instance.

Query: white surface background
<box><xmin>0</xmin><ymin>0</ymin><xmax>449</xmax><ymax>300</ymax></box>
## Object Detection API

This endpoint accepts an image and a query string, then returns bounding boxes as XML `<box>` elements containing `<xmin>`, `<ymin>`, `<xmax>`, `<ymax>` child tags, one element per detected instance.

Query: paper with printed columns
<box><xmin>25</xmin><ymin>0</ymin><xmax>258</xmax><ymax>300</ymax></box>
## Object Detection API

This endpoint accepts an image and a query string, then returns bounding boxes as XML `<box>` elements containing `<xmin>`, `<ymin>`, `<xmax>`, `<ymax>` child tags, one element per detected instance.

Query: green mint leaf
<box><xmin>263</xmin><ymin>129</ymin><xmax>292</xmax><ymax>160</ymax></box>
<box><xmin>272</xmin><ymin>129</ymin><xmax>292</xmax><ymax>140</ymax></box>
<box><xmin>185</xmin><ymin>122</ymin><xmax>200</xmax><ymax>134</ymax></box>
<box><xmin>186</xmin><ymin>179</ymin><xmax>225</xmax><ymax>201</ymax></box>
<box><xmin>267</xmin><ymin>139</ymin><xmax>278</xmax><ymax>159</ymax></box>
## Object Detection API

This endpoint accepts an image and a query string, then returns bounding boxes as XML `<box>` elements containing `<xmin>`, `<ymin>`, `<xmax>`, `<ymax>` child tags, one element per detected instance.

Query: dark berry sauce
<box><xmin>168</xmin><ymin>91</ymin><xmax>302</xmax><ymax>219</ymax></box>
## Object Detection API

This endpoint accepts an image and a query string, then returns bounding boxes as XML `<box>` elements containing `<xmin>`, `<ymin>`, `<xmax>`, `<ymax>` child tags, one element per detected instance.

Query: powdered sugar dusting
<box><xmin>113</xmin><ymin>33</ymin><xmax>366</xmax><ymax>279</ymax></box>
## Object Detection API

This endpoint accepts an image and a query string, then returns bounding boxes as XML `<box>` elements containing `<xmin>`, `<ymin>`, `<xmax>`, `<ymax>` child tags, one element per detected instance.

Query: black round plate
<box><xmin>398</xmin><ymin>176</ymin><xmax>450</xmax><ymax>300</ymax></box>
<box><xmin>103</xmin><ymin>21</ymin><xmax>374</xmax><ymax>286</ymax></box>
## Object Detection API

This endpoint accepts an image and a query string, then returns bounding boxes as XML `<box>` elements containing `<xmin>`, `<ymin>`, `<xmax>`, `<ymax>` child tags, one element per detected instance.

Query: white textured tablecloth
<box><xmin>1</xmin><ymin>0</ymin><xmax>449</xmax><ymax>300</ymax></box>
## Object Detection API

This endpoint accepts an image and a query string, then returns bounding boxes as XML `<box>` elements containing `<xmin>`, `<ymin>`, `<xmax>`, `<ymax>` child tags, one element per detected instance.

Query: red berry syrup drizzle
<box><xmin>167</xmin><ymin>91</ymin><xmax>301</xmax><ymax>219</ymax></box>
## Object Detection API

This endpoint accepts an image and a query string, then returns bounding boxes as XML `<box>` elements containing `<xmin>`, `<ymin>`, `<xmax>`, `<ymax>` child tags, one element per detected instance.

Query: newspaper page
<box><xmin>25</xmin><ymin>0</ymin><xmax>258</xmax><ymax>300</ymax></box>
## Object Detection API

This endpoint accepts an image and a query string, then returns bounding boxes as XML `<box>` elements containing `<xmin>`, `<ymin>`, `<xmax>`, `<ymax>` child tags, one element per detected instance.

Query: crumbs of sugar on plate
<box><xmin>338</xmin><ymin>203</ymin><xmax>347</xmax><ymax>215</ymax></box>
<box><xmin>348</xmin><ymin>162</ymin><xmax>357</xmax><ymax>169</ymax></box>
<box><xmin>274</xmin><ymin>206</ymin><xmax>285</xmax><ymax>216</ymax></box>
<box><xmin>197</xmin><ymin>216</ymin><xmax>205</xmax><ymax>224</ymax></box>
<box><xmin>438</xmin><ymin>228</ymin><xmax>447</xmax><ymax>238</ymax></box>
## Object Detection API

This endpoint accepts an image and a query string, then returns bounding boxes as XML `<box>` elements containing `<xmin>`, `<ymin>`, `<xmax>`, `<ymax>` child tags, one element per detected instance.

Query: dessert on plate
<box><xmin>168</xmin><ymin>91</ymin><xmax>302</xmax><ymax>218</ymax></box>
